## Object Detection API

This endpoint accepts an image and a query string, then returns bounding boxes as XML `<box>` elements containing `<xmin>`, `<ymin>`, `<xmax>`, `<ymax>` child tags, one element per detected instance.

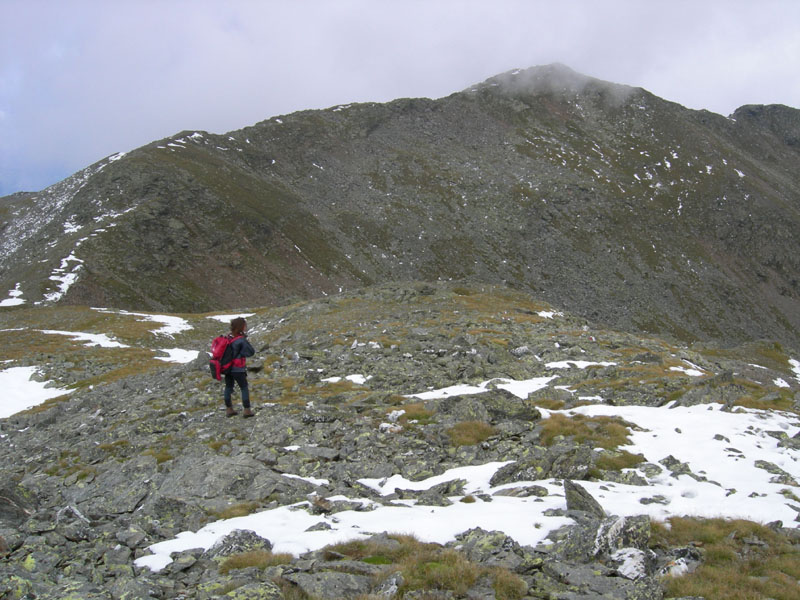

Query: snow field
<box><xmin>135</xmin><ymin>366</ymin><xmax>800</xmax><ymax>572</ymax></box>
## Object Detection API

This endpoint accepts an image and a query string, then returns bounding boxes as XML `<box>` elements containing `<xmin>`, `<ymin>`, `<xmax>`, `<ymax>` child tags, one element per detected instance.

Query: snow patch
<box><xmin>43</xmin><ymin>252</ymin><xmax>84</xmax><ymax>303</ymax></box>
<box><xmin>206</xmin><ymin>313</ymin><xmax>256</xmax><ymax>324</ymax></box>
<box><xmin>154</xmin><ymin>349</ymin><xmax>200</xmax><ymax>364</ymax></box>
<box><xmin>0</xmin><ymin>366</ymin><xmax>73</xmax><ymax>418</ymax></box>
<box><xmin>546</xmin><ymin>361</ymin><xmax>616</xmax><ymax>370</ymax></box>
<box><xmin>93</xmin><ymin>309</ymin><xmax>191</xmax><ymax>337</ymax></box>
<box><xmin>0</xmin><ymin>283</ymin><xmax>25</xmax><ymax>307</ymax></box>
<box><xmin>38</xmin><ymin>329</ymin><xmax>129</xmax><ymax>348</ymax></box>
<box><xmin>790</xmin><ymin>359</ymin><xmax>800</xmax><ymax>384</ymax></box>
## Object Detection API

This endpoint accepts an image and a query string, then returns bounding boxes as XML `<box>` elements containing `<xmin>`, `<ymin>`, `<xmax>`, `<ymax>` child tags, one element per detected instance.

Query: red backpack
<box><xmin>209</xmin><ymin>335</ymin><xmax>243</xmax><ymax>380</ymax></box>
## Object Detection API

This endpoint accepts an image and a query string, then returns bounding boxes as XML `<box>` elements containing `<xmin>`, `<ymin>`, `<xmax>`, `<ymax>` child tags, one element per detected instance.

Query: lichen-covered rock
<box><xmin>489</xmin><ymin>444</ymin><xmax>593</xmax><ymax>485</ymax></box>
<box><xmin>541</xmin><ymin>560</ymin><xmax>664</xmax><ymax>600</ymax></box>
<box><xmin>282</xmin><ymin>571</ymin><xmax>372</xmax><ymax>599</ymax></box>
<box><xmin>564</xmin><ymin>480</ymin><xmax>606</xmax><ymax>518</ymax></box>
<box><xmin>545</xmin><ymin>514</ymin><xmax>652</xmax><ymax>564</ymax></box>
<box><xmin>222</xmin><ymin>581</ymin><xmax>284</xmax><ymax>599</ymax></box>
<box><xmin>204</xmin><ymin>529</ymin><xmax>273</xmax><ymax>560</ymax></box>
<box><xmin>451</xmin><ymin>528</ymin><xmax>529</xmax><ymax>570</ymax></box>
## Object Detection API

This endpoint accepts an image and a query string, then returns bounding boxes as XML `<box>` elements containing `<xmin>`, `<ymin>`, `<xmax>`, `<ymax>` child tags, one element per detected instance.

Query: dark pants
<box><xmin>224</xmin><ymin>371</ymin><xmax>250</xmax><ymax>409</ymax></box>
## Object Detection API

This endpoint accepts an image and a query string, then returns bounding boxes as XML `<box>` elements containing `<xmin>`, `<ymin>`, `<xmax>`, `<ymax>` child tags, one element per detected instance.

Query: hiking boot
<box><xmin>226</xmin><ymin>407</ymin><xmax>238</xmax><ymax>417</ymax></box>
<box><xmin>242</xmin><ymin>408</ymin><xmax>255</xmax><ymax>418</ymax></box>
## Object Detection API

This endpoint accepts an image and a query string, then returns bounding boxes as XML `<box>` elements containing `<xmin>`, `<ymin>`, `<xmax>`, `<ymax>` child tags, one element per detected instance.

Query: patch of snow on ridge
<box><xmin>559</xmin><ymin>403</ymin><xmax>800</xmax><ymax>525</ymax></box>
<box><xmin>669</xmin><ymin>366</ymin><xmax>705</xmax><ymax>377</ymax></box>
<box><xmin>283</xmin><ymin>473</ymin><xmax>330</xmax><ymax>487</ymax></box>
<box><xmin>136</xmin><ymin>462</ymin><xmax>571</xmax><ymax>572</ymax></box>
<box><xmin>0</xmin><ymin>366</ymin><xmax>73</xmax><ymax>418</ymax></box>
<box><xmin>0</xmin><ymin>283</ymin><xmax>25</xmax><ymax>307</ymax></box>
<box><xmin>407</xmin><ymin>376</ymin><xmax>557</xmax><ymax>401</ymax></box>
<box><xmin>154</xmin><ymin>349</ymin><xmax>200</xmax><ymax>363</ymax></box>
<box><xmin>546</xmin><ymin>360</ymin><xmax>616</xmax><ymax>369</ymax></box>
<box><xmin>537</xmin><ymin>310</ymin><xmax>563</xmax><ymax>319</ymax></box>
<box><xmin>0</xmin><ymin>162</ymin><xmax>107</xmax><ymax>260</ymax></box>
<box><xmin>38</xmin><ymin>329</ymin><xmax>129</xmax><ymax>348</ymax></box>
<box><xmin>93</xmin><ymin>309</ymin><xmax>192</xmax><ymax>337</ymax></box>
<box><xmin>206</xmin><ymin>313</ymin><xmax>256</xmax><ymax>324</ymax></box>
<box><xmin>63</xmin><ymin>217</ymin><xmax>81</xmax><ymax>234</ymax></box>
<box><xmin>790</xmin><ymin>359</ymin><xmax>800</xmax><ymax>384</ymax></box>
<box><xmin>42</xmin><ymin>252</ymin><xmax>84</xmax><ymax>303</ymax></box>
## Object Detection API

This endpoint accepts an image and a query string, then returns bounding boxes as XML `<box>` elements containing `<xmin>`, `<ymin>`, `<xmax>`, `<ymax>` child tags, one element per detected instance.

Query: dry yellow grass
<box><xmin>540</xmin><ymin>413</ymin><xmax>633</xmax><ymax>449</ymax></box>
<box><xmin>212</xmin><ymin>501</ymin><xmax>261</xmax><ymax>520</ymax></box>
<box><xmin>652</xmin><ymin>517</ymin><xmax>800</xmax><ymax>600</ymax></box>
<box><xmin>446</xmin><ymin>421</ymin><xmax>497</xmax><ymax>446</ymax></box>
<box><xmin>323</xmin><ymin>534</ymin><xmax>527</xmax><ymax>599</ymax></box>
<box><xmin>594</xmin><ymin>450</ymin><xmax>646</xmax><ymax>471</ymax></box>
<box><xmin>218</xmin><ymin>549</ymin><xmax>294</xmax><ymax>574</ymax></box>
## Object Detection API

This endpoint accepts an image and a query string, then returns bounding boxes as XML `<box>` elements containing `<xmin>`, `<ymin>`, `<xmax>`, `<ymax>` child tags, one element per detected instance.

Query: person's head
<box><xmin>230</xmin><ymin>317</ymin><xmax>247</xmax><ymax>336</ymax></box>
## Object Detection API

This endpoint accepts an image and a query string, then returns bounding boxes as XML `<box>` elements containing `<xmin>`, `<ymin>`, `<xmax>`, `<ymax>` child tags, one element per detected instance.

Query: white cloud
<box><xmin>2</xmin><ymin>0</ymin><xmax>800</xmax><ymax>195</ymax></box>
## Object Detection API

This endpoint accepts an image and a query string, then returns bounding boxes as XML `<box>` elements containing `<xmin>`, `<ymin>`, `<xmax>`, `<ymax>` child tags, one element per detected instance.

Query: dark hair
<box><xmin>230</xmin><ymin>317</ymin><xmax>247</xmax><ymax>336</ymax></box>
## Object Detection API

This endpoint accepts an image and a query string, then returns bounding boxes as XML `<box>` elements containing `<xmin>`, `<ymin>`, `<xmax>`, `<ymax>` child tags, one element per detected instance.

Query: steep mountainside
<box><xmin>1</xmin><ymin>64</ymin><xmax>799</xmax><ymax>348</ymax></box>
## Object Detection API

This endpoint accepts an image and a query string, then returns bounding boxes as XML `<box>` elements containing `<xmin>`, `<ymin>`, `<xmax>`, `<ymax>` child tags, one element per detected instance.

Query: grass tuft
<box><xmin>321</xmin><ymin>533</ymin><xmax>525</xmax><ymax>598</ymax></box>
<box><xmin>594</xmin><ymin>450</ymin><xmax>646</xmax><ymax>471</ymax></box>
<box><xmin>651</xmin><ymin>517</ymin><xmax>800</xmax><ymax>600</ymax></box>
<box><xmin>539</xmin><ymin>413</ymin><xmax>633</xmax><ymax>449</ymax></box>
<box><xmin>395</xmin><ymin>402</ymin><xmax>435</xmax><ymax>425</ymax></box>
<box><xmin>218</xmin><ymin>549</ymin><xmax>294</xmax><ymax>574</ymax></box>
<box><xmin>446</xmin><ymin>421</ymin><xmax>497</xmax><ymax>446</ymax></box>
<box><xmin>211</xmin><ymin>501</ymin><xmax>261</xmax><ymax>520</ymax></box>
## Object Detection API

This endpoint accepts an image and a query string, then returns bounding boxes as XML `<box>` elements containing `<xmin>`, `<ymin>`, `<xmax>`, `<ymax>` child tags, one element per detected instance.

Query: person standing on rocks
<box><xmin>224</xmin><ymin>317</ymin><xmax>256</xmax><ymax>418</ymax></box>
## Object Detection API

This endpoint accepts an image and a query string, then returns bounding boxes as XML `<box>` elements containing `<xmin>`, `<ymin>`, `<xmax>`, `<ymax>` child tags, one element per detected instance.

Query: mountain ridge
<box><xmin>2</xmin><ymin>64</ymin><xmax>799</xmax><ymax>350</ymax></box>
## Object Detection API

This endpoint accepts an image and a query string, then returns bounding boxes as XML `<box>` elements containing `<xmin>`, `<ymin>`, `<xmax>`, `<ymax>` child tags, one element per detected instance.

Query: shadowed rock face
<box><xmin>2</xmin><ymin>64</ymin><xmax>800</xmax><ymax>348</ymax></box>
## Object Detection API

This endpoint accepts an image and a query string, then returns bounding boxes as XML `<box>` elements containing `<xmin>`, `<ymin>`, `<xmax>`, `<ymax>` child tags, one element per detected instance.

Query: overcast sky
<box><xmin>1</xmin><ymin>0</ymin><xmax>799</xmax><ymax>196</ymax></box>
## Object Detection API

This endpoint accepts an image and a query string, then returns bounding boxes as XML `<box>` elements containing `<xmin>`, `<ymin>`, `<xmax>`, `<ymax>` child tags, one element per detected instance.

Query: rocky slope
<box><xmin>1</xmin><ymin>282</ymin><xmax>799</xmax><ymax>599</ymax></box>
<box><xmin>2</xmin><ymin>64</ymin><xmax>800</xmax><ymax>348</ymax></box>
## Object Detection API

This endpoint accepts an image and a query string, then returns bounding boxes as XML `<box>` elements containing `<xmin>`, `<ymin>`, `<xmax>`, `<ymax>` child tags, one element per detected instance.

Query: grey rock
<box><xmin>564</xmin><ymin>480</ymin><xmax>606</xmax><ymax>518</ymax></box>
<box><xmin>282</xmin><ymin>571</ymin><xmax>372</xmax><ymax>599</ymax></box>
<box><xmin>543</xmin><ymin>560</ymin><xmax>663</xmax><ymax>600</ymax></box>
<box><xmin>492</xmin><ymin>485</ymin><xmax>549</xmax><ymax>497</ymax></box>
<box><xmin>222</xmin><ymin>581</ymin><xmax>284</xmax><ymax>599</ymax></box>
<box><xmin>0</xmin><ymin>482</ymin><xmax>35</xmax><ymax>528</ymax></box>
<box><xmin>547</xmin><ymin>515</ymin><xmax>651</xmax><ymax>563</ymax></box>
<box><xmin>755</xmin><ymin>460</ymin><xmax>799</xmax><ymax>486</ymax></box>
<box><xmin>205</xmin><ymin>529</ymin><xmax>273</xmax><ymax>559</ymax></box>
<box><xmin>452</xmin><ymin>528</ymin><xmax>528</xmax><ymax>570</ymax></box>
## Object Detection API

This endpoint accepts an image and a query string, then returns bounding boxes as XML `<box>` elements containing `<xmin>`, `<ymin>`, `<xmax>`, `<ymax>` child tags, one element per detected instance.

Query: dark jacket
<box><xmin>229</xmin><ymin>335</ymin><xmax>255</xmax><ymax>372</ymax></box>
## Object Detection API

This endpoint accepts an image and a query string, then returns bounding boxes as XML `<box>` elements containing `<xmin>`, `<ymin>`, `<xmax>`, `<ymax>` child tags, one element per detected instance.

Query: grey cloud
<box><xmin>1</xmin><ymin>0</ymin><xmax>799</xmax><ymax>195</ymax></box>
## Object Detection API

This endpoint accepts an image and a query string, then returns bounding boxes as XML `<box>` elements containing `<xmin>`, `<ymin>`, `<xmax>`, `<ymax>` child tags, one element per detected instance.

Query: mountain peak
<box><xmin>468</xmin><ymin>63</ymin><xmax>637</xmax><ymax>103</ymax></box>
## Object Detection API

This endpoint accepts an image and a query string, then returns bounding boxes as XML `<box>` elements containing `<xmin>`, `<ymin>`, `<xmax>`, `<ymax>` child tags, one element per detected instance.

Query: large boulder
<box><xmin>204</xmin><ymin>530</ymin><xmax>273</xmax><ymax>560</ymax></box>
<box><xmin>564</xmin><ymin>479</ymin><xmax>606</xmax><ymax>518</ymax></box>
<box><xmin>282</xmin><ymin>571</ymin><xmax>372</xmax><ymax>600</ymax></box>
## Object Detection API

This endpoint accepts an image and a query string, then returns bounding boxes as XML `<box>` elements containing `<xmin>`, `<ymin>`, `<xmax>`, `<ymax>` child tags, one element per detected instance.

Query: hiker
<box><xmin>223</xmin><ymin>317</ymin><xmax>256</xmax><ymax>417</ymax></box>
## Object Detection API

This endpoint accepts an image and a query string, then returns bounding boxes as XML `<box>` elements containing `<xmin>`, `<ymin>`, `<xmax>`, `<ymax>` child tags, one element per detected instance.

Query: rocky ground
<box><xmin>1</xmin><ymin>282</ymin><xmax>799</xmax><ymax>599</ymax></box>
